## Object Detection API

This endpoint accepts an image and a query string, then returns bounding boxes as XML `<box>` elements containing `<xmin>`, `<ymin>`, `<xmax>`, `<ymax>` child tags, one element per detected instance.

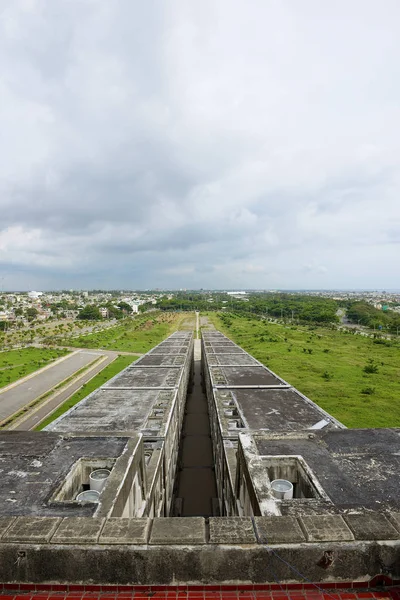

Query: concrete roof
<box><xmin>206</xmin><ymin>353</ymin><xmax>260</xmax><ymax>366</ymax></box>
<box><xmin>216</xmin><ymin>388</ymin><xmax>336</xmax><ymax>435</ymax></box>
<box><xmin>104</xmin><ymin>366</ymin><xmax>181</xmax><ymax>388</ymax></box>
<box><xmin>0</xmin><ymin>431</ymin><xmax>130</xmax><ymax>517</ymax></box>
<box><xmin>209</xmin><ymin>365</ymin><xmax>285</xmax><ymax>386</ymax></box>
<box><xmin>249</xmin><ymin>428</ymin><xmax>400</xmax><ymax>512</ymax></box>
<box><xmin>47</xmin><ymin>332</ymin><xmax>193</xmax><ymax>435</ymax></box>
<box><xmin>47</xmin><ymin>389</ymin><xmax>176</xmax><ymax>434</ymax></box>
<box><xmin>202</xmin><ymin>331</ymin><xmax>342</xmax><ymax>434</ymax></box>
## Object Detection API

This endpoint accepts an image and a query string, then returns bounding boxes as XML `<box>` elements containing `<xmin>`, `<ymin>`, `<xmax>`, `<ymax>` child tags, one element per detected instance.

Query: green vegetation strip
<box><xmin>206</xmin><ymin>312</ymin><xmax>400</xmax><ymax>428</ymax></box>
<box><xmin>59</xmin><ymin>312</ymin><xmax>184</xmax><ymax>353</ymax></box>
<box><xmin>0</xmin><ymin>357</ymin><xmax>102</xmax><ymax>430</ymax></box>
<box><xmin>0</xmin><ymin>347</ymin><xmax>70</xmax><ymax>389</ymax></box>
<box><xmin>36</xmin><ymin>354</ymin><xmax>138</xmax><ymax>430</ymax></box>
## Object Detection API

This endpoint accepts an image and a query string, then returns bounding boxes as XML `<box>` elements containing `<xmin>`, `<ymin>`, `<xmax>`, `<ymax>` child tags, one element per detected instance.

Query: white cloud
<box><xmin>0</xmin><ymin>0</ymin><xmax>399</xmax><ymax>289</ymax></box>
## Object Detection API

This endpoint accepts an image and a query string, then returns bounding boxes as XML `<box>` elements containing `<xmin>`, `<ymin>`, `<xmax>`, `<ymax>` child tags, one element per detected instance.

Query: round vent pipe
<box><xmin>90</xmin><ymin>469</ymin><xmax>110</xmax><ymax>493</ymax></box>
<box><xmin>271</xmin><ymin>479</ymin><xmax>293</xmax><ymax>499</ymax></box>
<box><xmin>76</xmin><ymin>490</ymin><xmax>100</xmax><ymax>503</ymax></box>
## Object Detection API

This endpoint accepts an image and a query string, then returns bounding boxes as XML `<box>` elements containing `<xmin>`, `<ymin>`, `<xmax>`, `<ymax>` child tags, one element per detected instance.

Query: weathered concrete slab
<box><xmin>51</xmin><ymin>518</ymin><xmax>105</xmax><ymax>544</ymax></box>
<box><xmin>253</xmin><ymin>429</ymin><xmax>400</xmax><ymax>512</ymax></box>
<box><xmin>150</xmin><ymin>517</ymin><xmax>206</xmax><ymax>544</ymax></box>
<box><xmin>99</xmin><ymin>518</ymin><xmax>150</xmax><ymax>544</ymax></box>
<box><xmin>300</xmin><ymin>515</ymin><xmax>354</xmax><ymax>542</ymax></box>
<box><xmin>254</xmin><ymin>516</ymin><xmax>306</xmax><ymax>544</ymax></box>
<box><xmin>4</xmin><ymin>517</ymin><xmax>61</xmax><ymax>543</ymax></box>
<box><xmin>209</xmin><ymin>517</ymin><xmax>256</xmax><ymax>544</ymax></box>
<box><xmin>0</xmin><ymin>540</ymin><xmax>393</xmax><ymax>584</ymax></box>
<box><xmin>0</xmin><ymin>432</ymin><xmax>128</xmax><ymax>517</ymax></box>
<box><xmin>0</xmin><ymin>517</ymin><xmax>15</xmax><ymax>539</ymax></box>
<box><xmin>344</xmin><ymin>513</ymin><xmax>399</xmax><ymax>540</ymax></box>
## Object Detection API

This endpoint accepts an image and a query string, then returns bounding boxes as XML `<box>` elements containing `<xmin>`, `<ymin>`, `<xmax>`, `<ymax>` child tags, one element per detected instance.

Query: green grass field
<box><xmin>62</xmin><ymin>312</ymin><xmax>189</xmax><ymax>353</ymax></box>
<box><xmin>36</xmin><ymin>354</ymin><xmax>138</xmax><ymax>430</ymax></box>
<box><xmin>206</xmin><ymin>312</ymin><xmax>400</xmax><ymax>428</ymax></box>
<box><xmin>0</xmin><ymin>347</ymin><xmax>69</xmax><ymax>389</ymax></box>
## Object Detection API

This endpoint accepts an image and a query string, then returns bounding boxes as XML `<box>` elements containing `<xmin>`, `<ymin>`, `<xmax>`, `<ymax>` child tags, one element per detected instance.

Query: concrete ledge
<box><xmin>99</xmin><ymin>518</ymin><xmax>150</xmax><ymax>544</ymax></box>
<box><xmin>254</xmin><ymin>516</ymin><xmax>306</xmax><ymax>544</ymax></box>
<box><xmin>150</xmin><ymin>518</ymin><xmax>206</xmax><ymax>544</ymax></box>
<box><xmin>0</xmin><ymin>514</ymin><xmax>399</xmax><ymax>548</ymax></box>
<box><xmin>3</xmin><ymin>517</ymin><xmax>61</xmax><ymax>543</ymax></box>
<box><xmin>51</xmin><ymin>518</ymin><xmax>105</xmax><ymax>544</ymax></box>
<box><xmin>343</xmin><ymin>513</ymin><xmax>399</xmax><ymax>540</ymax></box>
<box><xmin>299</xmin><ymin>515</ymin><xmax>354</xmax><ymax>542</ymax></box>
<box><xmin>0</xmin><ymin>540</ymin><xmax>396</xmax><ymax>584</ymax></box>
<box><xmin>209</xmin><ymin>517</ymin><xmax>257</xmax><ymax>544</ymax></box>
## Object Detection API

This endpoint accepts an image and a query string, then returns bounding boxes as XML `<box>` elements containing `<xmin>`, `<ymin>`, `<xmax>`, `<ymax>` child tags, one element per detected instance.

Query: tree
<box><xmin>77</xmin><ymin>305</ymin><xmax>101</xmax><ymax>320</ymax></box>
<box><xmin>26</xmin><ymin>307</ymin><xmax>38</xmax><ymax>320</ymax></box>
<box><xmin>117</xmin><ymin>301</ymin><xmax>133</xmax><ymax>313</ymax></box>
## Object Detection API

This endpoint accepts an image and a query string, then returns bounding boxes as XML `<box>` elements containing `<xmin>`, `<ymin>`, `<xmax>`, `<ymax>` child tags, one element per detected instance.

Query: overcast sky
<box><xmin>0</xmin><ymin>0</ymin><xmax>399</xmax><ymax>291</ymax></box>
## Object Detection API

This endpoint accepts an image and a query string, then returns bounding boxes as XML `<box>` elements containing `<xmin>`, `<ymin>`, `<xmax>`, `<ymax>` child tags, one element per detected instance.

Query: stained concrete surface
<box><xmin>255</xmin><ymin>428</ymin><xmax>400</xmax><ymax>511</ymax></box>
<box><xmin>209</xmin><ymin>517</ymin><xmax>257</xmax><ymax>544</ymax></box>
<box><xmin>212</xmin><ymin>354</ymin><xmax>260</xmax><ymax>366</ymax></box>
<box><xmin>105</xmin><ymin>367</ymin><xmax>180</xmax><ymax>388</ymax></box>
<box><xmin>150</xmin><ymin>517</ymin><xmax>206</xmax><ymax>544</ymax></box>
<box><xmin>223</xmin><ymin>388</ymin><xmax>335</xmax><ymax>432</ymax></box>
<box><xmin>211</xmin><ymin>366</ymin><xmax>284</xmax><ymax>386</ymax></box>
<box><xmin>135</xmin><ymin>355</ymin><xmax>185</xmax><ymax>366</ymax></box>
<box><xmin>0</xmin><ymin>431</ymin><xmax>128</xmax><ymax>517</ymax></box>
<box><xmin>48</xmin><ymin>388</ymin><xmax>172</xmax><ymax>433</ymax></box>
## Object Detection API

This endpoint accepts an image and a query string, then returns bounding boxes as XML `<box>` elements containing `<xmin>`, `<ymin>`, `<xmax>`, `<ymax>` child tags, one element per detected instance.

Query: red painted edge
<box><xmin>0</xmin><ymin>580</ymin><xmax>400</xmax><ymax>596</ymax></box>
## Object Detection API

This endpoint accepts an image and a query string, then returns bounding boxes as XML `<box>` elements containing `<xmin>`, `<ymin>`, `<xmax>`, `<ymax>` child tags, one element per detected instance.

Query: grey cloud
<box><xmin>0</xmin><ymin>0</ymin><xmax>400</xmax><ymax>289</ymax></box>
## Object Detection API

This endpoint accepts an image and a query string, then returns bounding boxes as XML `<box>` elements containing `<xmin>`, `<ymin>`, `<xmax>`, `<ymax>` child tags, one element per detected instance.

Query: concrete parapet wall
<box><xmin>0</xmin><ymin>514</ymin><xmax>400</xmax><ymax>584</ymax></box>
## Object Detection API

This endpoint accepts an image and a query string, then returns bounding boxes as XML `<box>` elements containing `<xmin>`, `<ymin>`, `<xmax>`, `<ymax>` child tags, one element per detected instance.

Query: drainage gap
<box><xmin>171</xmin><ymin>339</ymin><xmax>219</xmax><ymax>517</ymax></box>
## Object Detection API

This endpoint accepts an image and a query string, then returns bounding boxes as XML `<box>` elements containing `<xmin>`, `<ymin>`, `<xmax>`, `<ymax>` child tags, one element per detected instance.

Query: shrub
<box><xmin>363</xmin><ymin>359</ymin><xmax>379</xmax><ymax>374</ymax></box>
<box><xmin>361</xmin><ymin>386</ymin><xmax>375</xmax><ymax>395</ymax></box>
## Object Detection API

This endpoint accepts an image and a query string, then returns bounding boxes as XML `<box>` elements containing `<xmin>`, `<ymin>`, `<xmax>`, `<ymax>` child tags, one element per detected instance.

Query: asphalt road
<box><xmin>0</xmin><ymin>350</ymin><xmax>106</xmax><ymax>423</ymax></box>
<box><xmin>13</xmin><ymin>350</ymin><xmax>119</xmax><ymax>431</ymax></box>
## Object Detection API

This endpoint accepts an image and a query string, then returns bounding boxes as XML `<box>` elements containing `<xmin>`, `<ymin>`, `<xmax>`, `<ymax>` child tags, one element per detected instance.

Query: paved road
<box><xmin>0</xmin><ymin>350</ymin><xmax>106</xmax><ymax>423</ymax></box>
<box><xmin>12</xmin><ymin>351</ymin><xmax>119</xmax><ymax>431</ymax></box>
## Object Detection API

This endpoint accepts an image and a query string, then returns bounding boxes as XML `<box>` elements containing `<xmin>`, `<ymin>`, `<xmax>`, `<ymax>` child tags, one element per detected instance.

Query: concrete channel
<box><xmin>172</xmin><ymin>339</ymin><xmax>218</xmax><ymax>517</ymax></box>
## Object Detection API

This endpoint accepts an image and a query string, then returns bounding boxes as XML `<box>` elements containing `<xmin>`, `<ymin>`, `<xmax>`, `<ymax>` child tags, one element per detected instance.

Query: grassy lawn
<box><xmin>36</xmin><ymin>354</ymin><xmax>137</xmax><ymax>430</ymax></box>
<box><xmin>0</xmin><ymin>347</ymin><xmax>69</xmax><ymax>389</ymax></box>
<box><xmin>62</xmin><ymin>312</ymin><xmax>193</xmax><ymax>353</ymax></box>
<box><xmin>205</xmin><ymin>312</ymin><xmax>400</xmax><ymax>428</ymax></box>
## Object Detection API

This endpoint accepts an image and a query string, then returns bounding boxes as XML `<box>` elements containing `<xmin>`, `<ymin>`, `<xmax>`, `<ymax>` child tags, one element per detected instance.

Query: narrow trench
<box><xmin>171</xmin><ymin>339</ymin><xmax>218</xmax><ymax>517</ymax></box>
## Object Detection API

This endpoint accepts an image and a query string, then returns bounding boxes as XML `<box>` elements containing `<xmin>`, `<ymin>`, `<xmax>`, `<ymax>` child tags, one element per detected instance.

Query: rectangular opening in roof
<box><xmin>263</xmin><ymin>456</ymin><xmax>325</xmax><ymax>500</ymax></box>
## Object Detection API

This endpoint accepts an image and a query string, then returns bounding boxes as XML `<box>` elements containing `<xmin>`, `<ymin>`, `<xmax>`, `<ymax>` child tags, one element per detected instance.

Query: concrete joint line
<box><xmin>214</xmin><ymin>384</ymin><xmax>292</xmax><ymax>390</ymax></box>
<box><xmin>105</xmin><ymin>386</ymin><xmax>178</xmax><ymax>390</ymax></box>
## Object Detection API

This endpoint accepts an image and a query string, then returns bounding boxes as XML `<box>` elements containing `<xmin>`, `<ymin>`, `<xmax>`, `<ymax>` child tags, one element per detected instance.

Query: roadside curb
<box><xmin>0</xmin><ymin>350</ymin><xmax>80</xmax><ymax>396</ymax></box>
<box><xmin>4</xmin><ymin>355</ymin><xmax>109</xmax><ymax>430</ymax></box>
<box><xmin>33</xmin><ymin>354</ymin><xmax>118</xmax><ymax>430</ymax></box>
